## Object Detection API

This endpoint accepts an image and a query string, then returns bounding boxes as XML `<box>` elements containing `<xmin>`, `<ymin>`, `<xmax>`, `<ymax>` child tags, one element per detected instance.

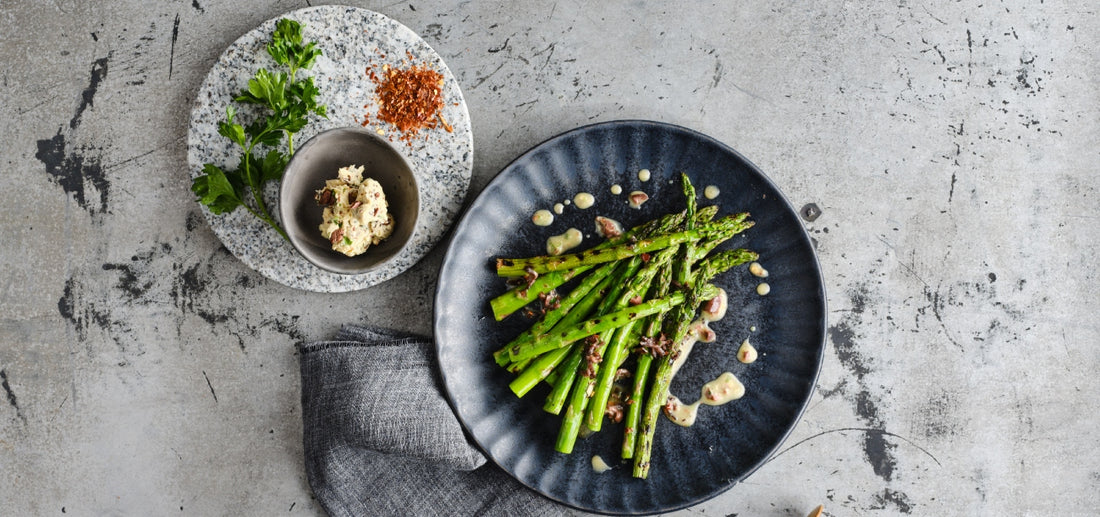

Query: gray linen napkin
<box><xmin>299</xmin><ymin>325</ymin><xmax>574</xmax><ymax>517</ymax></box>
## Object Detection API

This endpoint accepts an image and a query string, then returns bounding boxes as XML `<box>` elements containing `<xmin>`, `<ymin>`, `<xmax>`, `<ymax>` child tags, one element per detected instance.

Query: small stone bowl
<box><xmin>280</xmin><ymin>127</ymin><xmax>419</xmax><ymax>275</ymax></box>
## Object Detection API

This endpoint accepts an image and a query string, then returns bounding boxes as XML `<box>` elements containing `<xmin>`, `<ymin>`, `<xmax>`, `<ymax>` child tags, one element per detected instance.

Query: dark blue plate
<box><xmin>434</xmin><ymin>120</ymin><xmax>826</xmax><ymax>515</ymax></box>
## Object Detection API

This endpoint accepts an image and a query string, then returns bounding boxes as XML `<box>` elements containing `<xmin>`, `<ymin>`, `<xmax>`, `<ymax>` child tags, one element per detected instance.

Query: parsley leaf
<box><xmin>192</xmin><ymin>164</ymin><xmax>243</xmax><ymax>214</ymax></box>
<box><xmin>269</xmin><ymin>18</ymin><xmax>322</xmax><ymax>75</ymax></box>
<box><xmin>192</xmin><ymin>19</ymin><xmax>326</xmax><ymax>241</ymax></box>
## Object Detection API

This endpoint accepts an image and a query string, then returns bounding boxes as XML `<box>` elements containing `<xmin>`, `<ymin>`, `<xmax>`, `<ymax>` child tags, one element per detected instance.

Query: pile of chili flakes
<box><xmin>362</xmin><ymin>55</ymin><xmax>454</xmax><ymax>144</ymax></box>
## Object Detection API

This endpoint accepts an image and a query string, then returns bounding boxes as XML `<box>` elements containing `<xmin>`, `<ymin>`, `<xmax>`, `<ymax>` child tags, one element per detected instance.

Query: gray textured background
<box><xmin>1</xmin><ymin>1</ymin><xmax>1097</xmax><ymax>515</ymax></box>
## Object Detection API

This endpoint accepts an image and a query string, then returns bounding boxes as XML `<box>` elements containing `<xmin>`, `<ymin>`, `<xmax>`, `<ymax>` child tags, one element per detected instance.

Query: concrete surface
<box><xmin>1</xmin><ymin>1</ymin><xmax>1097</xmax><ymax>515</ymax></box>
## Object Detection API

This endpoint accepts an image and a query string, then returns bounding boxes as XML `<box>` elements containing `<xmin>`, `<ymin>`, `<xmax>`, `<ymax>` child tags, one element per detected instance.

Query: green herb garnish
<box><xmin>192</xmin><ymin>19</ymin><xmax>327</xmax><ymax>241</ymax></box>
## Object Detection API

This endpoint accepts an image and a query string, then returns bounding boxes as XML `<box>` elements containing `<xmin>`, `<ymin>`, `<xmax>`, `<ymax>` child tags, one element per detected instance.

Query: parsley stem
<box><xmin>242</xmin><ymin>133</ymin><xmax>290</xmax><ymax>242</ymax></box>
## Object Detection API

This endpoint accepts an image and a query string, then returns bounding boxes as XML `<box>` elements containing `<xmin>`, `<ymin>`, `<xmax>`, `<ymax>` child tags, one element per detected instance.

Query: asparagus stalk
<box><xmin>622</xmin><ymin>352</ymin><xmax>652</xmax><ymax>459</ymax></box>
<box><xmin>495</xmin><ymin>213</ymin><xmax>751</xmax><ymax>277</ymax></box>
<box><xmin>506</xmin><ymin>289</ymin><xmax>693</xmax><ymax>363</ymax></box>
<box><xmin>550</xmin><ymin>253</ymin><xmax>646</xmax><ymax>440</ymax></box>
<box><xmin>555</xmin><ymin>327</ymin><xmax>615</xmax><ymax>454</ymax></box>
<box><xmin>508</xmin><ymin>345</ymin><xmax>572</xmax><ymax>397</ymax></box>
<box><xmin>489</xmin><ymin>265</ymin><xmax>592</xmax><ymax>321</ymax></box>
<box><xmin>543</xmin><ymin>343</ymin><xmax>583</xmax><ymax>414</ymax></box>
<box><xmin>557</xmin><ymin>241</ymin><xmax>687</xmax><ymax>451</ymax></box>
<box><xmin>538</xmin><ymin>255</ymin><xmax>645</xmax><ymax>411</ymax></box>
<box><xmin>493</xmin><ymin>260</ymin><xmax>619</xmax><ymax>367</ymax></box>
<box><xmin>621</xmin><ymin>254</ymin><xmax>679</xmax><ymax>459</ymax></box>
<box><xmin>632</xmin><ymin>249</ymin><xmax>757</xmax><ymax>478</ymax></box>
<box><xmin>489</xmin><ymin>211</ymin><xmax>687</xmax><ymax>319</ymax></box>
<box><xmin>675</xmin><ymin>173</ymin><xmax>711</xmax><ymax>285</ymax></box>
<box><xmin>584</xmin><ymin>246</ymin><xmax>679</xmax><ymax>432</ymax></box>
<box><xmin>504</xmin><ymin>355</ymin><xmax>535</xmax><ymax>374</ymax></box>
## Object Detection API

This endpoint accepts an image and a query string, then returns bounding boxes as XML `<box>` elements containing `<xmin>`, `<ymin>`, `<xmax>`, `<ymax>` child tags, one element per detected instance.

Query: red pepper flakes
<box><xmin>367</xmin><ymin>63</ymin><xmax>451</xmax><ymax>142</ymax></box>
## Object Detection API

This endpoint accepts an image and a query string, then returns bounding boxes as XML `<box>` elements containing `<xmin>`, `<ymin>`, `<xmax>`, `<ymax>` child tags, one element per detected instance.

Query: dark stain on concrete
<box><xmin>828</xmin><ymin>282</ymin><xmax>905</xmax><ymax>492</ymax></box>
<box><xmin>828</xmin><ymin>322</ymin><xmax>870</xmax><ymax>380</ymax></box>
<box><xmin>102</xmin><ymin>262</ymin><xmax>154</xmax><ymax>301</ymax></box>
<box><xmin>872</xmin><ymin>488</ymin><xmax>914</xmax><ymax>513</ymax></box>
<box><xmin>1</xmin><ymin>369</ymin><xmax>27</xmax><ymax>424</ymax></box>
<box><xmin>57</xmin><ymin>278</ymin><xmax>87</xmax><ymax>341</ymax></box>
<box><xmin>71</xmin><ymin>56</ymin><xmax>110</xmax><ymax>129</ymax></box>
<box><xmin>260</xmin><ymin>314</ymin><xmax>305</xmax><ymax>343</ymax></box>
<box><xmin>36</xmin><ymin>54</ymin><xmax>113</xmax><ymax>214</ymax></box>
<box><xmin>35</xmin><ymin>129</ymin><xmax>110</xmax><ymax>214</ymax></box>
<box><xmin>58</xmin><ymin>235</ymin><xmax>305</xmax><ymax>360</ymax></box>
<box><xmin>863</xmin><ymin>424</ymin><xmax>898</xmax><ymax>482</ymax></box>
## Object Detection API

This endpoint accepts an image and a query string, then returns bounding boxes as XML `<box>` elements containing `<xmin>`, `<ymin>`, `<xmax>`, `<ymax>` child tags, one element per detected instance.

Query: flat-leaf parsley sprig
<box><xmin>192</xmin><ymin>18</ymin><xmax>327</xmax><ymax>241</ymax></box>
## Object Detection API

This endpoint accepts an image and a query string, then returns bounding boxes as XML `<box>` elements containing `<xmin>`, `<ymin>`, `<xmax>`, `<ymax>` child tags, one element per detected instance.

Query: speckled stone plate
<box><xmin>187</xmin><ymin>6</ymin><xmax>471</xmax><ymax>292</ymax></box>
<box><xmin>435</xmin><ymin>121</ymin><xmax>826</xmax><ymax>514</ymax></box>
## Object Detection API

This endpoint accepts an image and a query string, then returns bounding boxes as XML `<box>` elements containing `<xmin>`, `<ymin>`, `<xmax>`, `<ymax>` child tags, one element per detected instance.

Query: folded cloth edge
<box><xmin>298</xmin><ymin>325</ymin><xmax>579</xmax><ymax>516</ymax></box>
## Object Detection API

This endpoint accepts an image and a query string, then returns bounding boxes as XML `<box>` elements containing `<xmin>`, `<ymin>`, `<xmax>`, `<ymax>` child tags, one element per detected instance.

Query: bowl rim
<box><xmin>279</xmin><ymin>126</ymin><xmax>420</xmax><ymax>275</ymax></box>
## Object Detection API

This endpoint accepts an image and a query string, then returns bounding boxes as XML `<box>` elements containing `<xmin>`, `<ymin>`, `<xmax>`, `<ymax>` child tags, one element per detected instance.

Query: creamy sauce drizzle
<box><xmin>665</xmin><ymin>373</ymin><xmax>746</xmax><ymax>427</ymax></box>
<box><xmin>573</xmin><ymin>192</ymin><xmax>595</xmax><ymax>209</ymax></box>
<box><xmin>638</xmin><ymin>168</ymin><xmax>651</xmax><ymax>182</ymax></box>
<box><xmin>669</xmin><ymin>289</ymin><xmax>726</xmax><ymax>378</ymax></box>
<box><xmin>552</xmin><ymin>202</ymin><xmax>564</xmax><ymax>215</ymax></box>
<box><xmin>701</xmin><ymin>372</ymin><xmax>746</xmax><ymax>404</ymax></box>
<box><xmin>591</xmin><ymin>455</ymin><xmax>612</xmax><ymax>473</ymax></box>
<box><xmin>532</xmin><ymin>209</ymin><xmax>554</xmax><ymax>226</ymax></box>
<box><xmin>547</xmin><ymin>228</ymin><xmax>583</xmax><ymax>255</ymax></box>
<box><xmin>738</xmin><ymin>339</ymin><xmax>758</xmax><ymax>364</ymax></box>
<box><xmin>749</xmin><ymin>261</ymin><xmax>768</xmax><ymax>278</ymax></box>
<box><xmin>661</xmin><ymin>289</ymin><xmax>753</xmax><ymax>427</ymax></box>
<box><xmin>703</xmin><ymin>185</ymin><xmax>720</xmax><ymax>199</ymax></box>
<box><xmin>610</xmin><ymin>184</ymin><xmax>623</xmax><ymax>195</ymax></box>
<box><xmin>756</xmin><ymin>282</ymin><xmax>771</xmax><ymax>296</ymax></box>
<box><xmin>668</xmin><ymin>319</ymin><xmax>715</xmax><ymax>379</ymax></box>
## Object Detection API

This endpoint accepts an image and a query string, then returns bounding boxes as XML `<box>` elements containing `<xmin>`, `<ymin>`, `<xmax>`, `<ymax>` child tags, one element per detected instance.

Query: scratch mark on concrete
<box><xmin>874</xmin><ymin>235</ymin><xmax>928</xmax><ymax>287</ymax></box>
<box><xmin>469</xmin><ymin>62</ymin><xmax>504</xmax><ymax>90</ymax></box>
<box><xmin>487</xmin><ymin>37</ymin><xmax>509</xmax><ymax>53</ymax></box>
<box><xmin>202</xmin><ymin>370</ymin><xmax>218</xmax><ymax>403</ymax></box>
<box><xmin>169</xmin><ymin>13</ymin><xmax>180</xmax><ymax>79</ymax></box>
<box><xmin>926</xmin><ymin>285</ymin><xmax>964</xmax><ymax>351</ymax></box>
<box><xmin>765</xmin><ymin>427</ymin><xmax>942</xmax><ymax>467</ymax></box>
<box><xmin>534</xmin><ymin>42</ymin><xmax>556</xmax><ymax>70</ymax></box>
<box><xmin>104</xmin><ymin>144</ymin><xmax>169</xmax><ymax>171</ymax></box>
<box><xmin>923</xmin><ymin>6</ymin><xmax>947</xmax><ymax>25</ymax></box>
<box><xmin>728</xmin><ymin>79</ymin><xmax>768</xmax><ymax>102</ymax></box>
